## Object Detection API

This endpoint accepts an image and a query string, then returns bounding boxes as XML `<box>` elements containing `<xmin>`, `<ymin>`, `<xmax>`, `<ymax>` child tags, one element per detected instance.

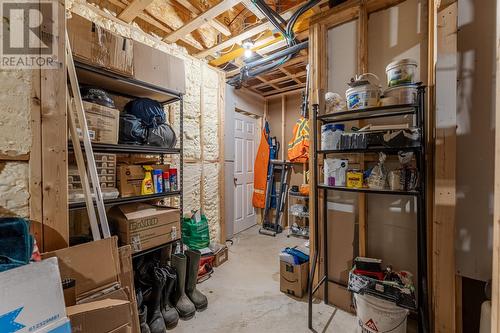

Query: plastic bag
<box><xmin>367</xmin><ymin>152</ymin><xmax>388</xmax><ymax>189</ymax></box>
<box><xmin>182</xmin><ymin>215</ymin><xmax>210</xmax><ymax>250</ymax></box>
<box><xmin>148</xmin><ymin>123</ymin><xmax>177</xmax><ymax>148</ymax></box>
<box><xmin>125</xmin><ymin>98</ymin><xmax>166</xmax><ymax>129</ymax></box>
<box><xmin>119</xmin><ymin>113</ymin><xmax>147</xmax><ymax>144</ymax></box>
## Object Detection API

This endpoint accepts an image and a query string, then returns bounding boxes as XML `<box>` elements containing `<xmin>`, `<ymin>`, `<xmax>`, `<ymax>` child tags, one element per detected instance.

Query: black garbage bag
<box><xmin>80</xmin><ymin>86</ymin><xmax>115</xmax><ymax>108</ymax></box>
<box><xmin>119</xmin><ymin>113</ymin><xmax>147</xmax><ymax>144</ymax></box>
<box><xmin>148</xmin><ymin>123</ymin><xmax>177</xmax><ymax>148</ymax></box>
<box><xmin>124</xmin><ymin>98</ymin><xmax>166</xmax><ymax>129</ymax></box>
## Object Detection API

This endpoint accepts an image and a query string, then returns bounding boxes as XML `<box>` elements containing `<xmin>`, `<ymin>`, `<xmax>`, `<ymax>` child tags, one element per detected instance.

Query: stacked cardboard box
<box><xmin>42</xmin><ymin>237</ymin><xmax>140</xmax><ymax>333</ymax></box>
<box><xmin>72</xmin><ymin>101</ymin><xmax>120</xmax><ymax>145</ymax></box>
<box><xmin>67</xmin><ymin>14</ymin><xmax>133</xmax><ymax>77</ymax></box>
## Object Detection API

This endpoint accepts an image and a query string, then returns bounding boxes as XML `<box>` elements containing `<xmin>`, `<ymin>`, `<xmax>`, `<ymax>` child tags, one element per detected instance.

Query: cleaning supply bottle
<box><xmin>141</xmin><ymin>166</ymin><xmax>154</xmax><ymax>195</ymax></box>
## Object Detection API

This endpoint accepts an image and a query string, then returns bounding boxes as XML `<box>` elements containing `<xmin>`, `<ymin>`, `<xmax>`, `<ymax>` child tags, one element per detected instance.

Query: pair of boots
<box><xmin>137</xmin><ymin>250</ymin><xmax>208</xmax><ymax>333</ymax></box>
<box><xmin>171</xmin><ymin>250</ymin><xmax>208</xmax><ymax>320</ymax></box>
<box><xmin>137</xmin><ymin>263</ymin><xmax>178</xmax><ymax>332</ymax></box>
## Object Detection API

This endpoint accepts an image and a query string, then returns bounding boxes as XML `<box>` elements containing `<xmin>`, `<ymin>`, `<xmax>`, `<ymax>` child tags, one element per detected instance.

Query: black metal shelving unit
<box><xmin>68</xmin><ymin>61</ymin><xmax>184</xmax><ymax>247</ymax></box>
<box><xmin>308</xmin><ymin>86</ymin><xmax>429</xmax><ymax>333</ymax></box>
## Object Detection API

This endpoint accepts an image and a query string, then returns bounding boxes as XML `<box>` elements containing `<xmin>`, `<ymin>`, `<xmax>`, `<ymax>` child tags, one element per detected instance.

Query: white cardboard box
<box><xmin>0</xmin><ymin>258</ymin><xmax>71</xmax><ymax>333</ymax></box>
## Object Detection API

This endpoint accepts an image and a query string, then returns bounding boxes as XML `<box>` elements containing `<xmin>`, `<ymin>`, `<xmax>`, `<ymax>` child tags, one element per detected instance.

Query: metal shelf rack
<box><xmin>308</xmin><ymin>86</ymin><xmax>429</xmax><ymax>333</ymax></box>
<box><xmin>68</xmin><ymin>62</ymin><xmax>184</xmax><ymax>248</ymax></box>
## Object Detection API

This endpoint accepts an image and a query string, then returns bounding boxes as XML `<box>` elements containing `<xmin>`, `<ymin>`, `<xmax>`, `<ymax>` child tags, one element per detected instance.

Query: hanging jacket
<box><xmin>287</xmin><ymin>117</ymin><xmax>310</xmax><ymax>163</ymax></box>
<box><xmin>252</xmin><ymin>124</ymin><xmax>271</xmax><ymax>209</ymax></box>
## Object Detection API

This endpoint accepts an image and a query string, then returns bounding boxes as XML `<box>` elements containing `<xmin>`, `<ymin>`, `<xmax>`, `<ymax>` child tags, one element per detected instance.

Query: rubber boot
<box><xmin>185</xmin><ymin>250</ymin><xmax>208</xmax><ymax>311</ymax></box>
<box><xmin>139</xmin><ymin>305</ymin><xmax>151</xmax><ymax>333</ymax></box>
<box><xmin>160</xmin><ymin>266</ymin><xmax>180</xmax><ymax>329</ymax></box>
<box><xmin>147</xmin><ymin>267</ymin><xmax>167</xmax><ymax>333</ymax></box>
<box><xmin>171</xmin><ymin>253</ymin><xmax>196</xmax><ymax>320</ymax></box>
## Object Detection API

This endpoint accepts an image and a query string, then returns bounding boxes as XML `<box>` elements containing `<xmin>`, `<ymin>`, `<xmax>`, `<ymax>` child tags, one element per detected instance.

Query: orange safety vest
<box><xmin>287</xmin><ymin>117</ymin><xmax>310</xmax><ymax>163</ymax></box>
<box><xmin>252</xmin><ymin>129</ymin><xmax>270</xmax><ymax>208</ymax></box>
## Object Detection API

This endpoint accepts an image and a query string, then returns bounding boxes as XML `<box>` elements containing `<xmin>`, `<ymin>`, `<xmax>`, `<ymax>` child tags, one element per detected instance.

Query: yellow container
<box><xmin>346</xmin><ymin>170</ymin><xmax>363</xmax><ymax>188</ymax></box>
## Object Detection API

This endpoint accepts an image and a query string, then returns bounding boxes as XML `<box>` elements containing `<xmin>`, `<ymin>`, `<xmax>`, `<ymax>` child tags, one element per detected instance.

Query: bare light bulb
<box><xmin>244</xmin><ymin>49</ymin><xmax>253</xmax><ymax>58</ymax></box>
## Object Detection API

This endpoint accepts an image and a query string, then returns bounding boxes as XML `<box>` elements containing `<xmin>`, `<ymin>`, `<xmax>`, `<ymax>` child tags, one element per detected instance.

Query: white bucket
<box><xmin>384</xmin><ymin>84</ymin><xmax>418</xmax><ymax>105</ymax></box>
<box><xmin>354</xmin><ymin>293</ymin><xmax>409</xmax><ymax>333</ymax></box>
<box><xmin>385</xmin><ymin>58</ymin><xmax>418</xmax><ymax>87</ymax></box>
<box><xmin>346</xmin><ymin>84</ymin><xmax>380</xmax><ymax>110</ymax></box>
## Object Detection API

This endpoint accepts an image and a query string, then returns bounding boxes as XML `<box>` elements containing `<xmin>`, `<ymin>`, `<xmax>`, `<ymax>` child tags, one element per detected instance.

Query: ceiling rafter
<box><xmin>253</xmin><ymin>69</ymin><xmax>306</xmax><ymax>88</ymax></box>
<box><xmin>240</xmin><ymin>0</ymin><xmax>265</xmax><ymax>19</ymax></box>
<box><xmin>172</xmin><ymin>0</ymin><xmax>232</xmax><ymax>36</ymax></box>
<box><xmin>108</xmin><ymin>0</ymin><xmax>204</xmax><ymax>50</ymax></box>
<box><xmin>164</xmin><ymin>0</ymin><xmax>241</xmax><ymax>43</ymax></box>
<box><xmin>117</xmin><ymin>0</ymin><xmax>153</xmax><ymax>22</ymax></box>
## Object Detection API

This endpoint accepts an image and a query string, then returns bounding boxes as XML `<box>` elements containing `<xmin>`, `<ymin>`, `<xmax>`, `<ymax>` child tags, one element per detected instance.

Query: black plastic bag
<box><xmin>119</xmin><ymin>113</ymin><xmax>147</xmax><ymax>144</ymax></box>
<box><xmin>124</xmin><ymin>98</ymin><xmax>166</xmax><ymax>129</ymax></box>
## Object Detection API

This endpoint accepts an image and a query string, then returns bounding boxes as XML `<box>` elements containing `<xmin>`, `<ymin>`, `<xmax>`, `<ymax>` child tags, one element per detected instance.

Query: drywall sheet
<box><xmin>327</xmin><ymin>20</ymin><xmax>358</xmax><ymax>94</ymax></box>
<box><xmin>455</xmin><ymin>0</ymin><xmax>495</xmax><ymax>281</ymax></box>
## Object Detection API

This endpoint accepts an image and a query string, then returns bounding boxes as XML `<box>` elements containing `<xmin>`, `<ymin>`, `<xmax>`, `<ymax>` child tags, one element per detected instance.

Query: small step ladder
<box><xmin>259</xmin><ymin>160</ymin><xmax>292</xmax><ymax>237</ymax></box>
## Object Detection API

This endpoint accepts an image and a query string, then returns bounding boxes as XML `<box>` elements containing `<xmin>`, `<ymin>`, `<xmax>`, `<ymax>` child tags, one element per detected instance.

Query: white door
<box><xmin>233</xmin><ymin>111</ymin><xmax>258</xmax><ymax>233</ymax></box>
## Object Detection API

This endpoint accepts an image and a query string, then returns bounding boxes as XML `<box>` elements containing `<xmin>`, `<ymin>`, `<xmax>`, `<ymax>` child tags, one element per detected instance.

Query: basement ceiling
<box><xmin>90</xmin><ymin>0</ymin><xmax>329</xmax><ymax>96</ymax></box>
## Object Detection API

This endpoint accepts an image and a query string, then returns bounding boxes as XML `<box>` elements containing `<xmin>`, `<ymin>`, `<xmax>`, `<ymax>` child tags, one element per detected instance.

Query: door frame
<box><xmin>225</xmin><ymin>108</ymin><xmax>262</xmax><ymax>238</ymax></box>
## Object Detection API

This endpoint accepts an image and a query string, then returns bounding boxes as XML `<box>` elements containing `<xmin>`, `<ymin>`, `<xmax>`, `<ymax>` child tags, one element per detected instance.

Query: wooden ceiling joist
<box><xmin>164</xmin><ymin>0</ymin><xmax>241</xmax><ymax>43</ymax></box>
<box><xmin>117</xmin><ymin>0</ymin><xmax>153</xmax><ymax>23</ymax></box>
<box><xmin>197</xmin><ymin>21</ymin><xmax>274</xmax><ymax>58</ymax></box>
<box><xmin>173</xmin><ymin>0</ymin><xmax>232</xmax><ymax>36</ymax></box>
<box><xmin>241</xmin><ymin>0</ymin><xmax>265</xmax><ymax>19</ymax></box>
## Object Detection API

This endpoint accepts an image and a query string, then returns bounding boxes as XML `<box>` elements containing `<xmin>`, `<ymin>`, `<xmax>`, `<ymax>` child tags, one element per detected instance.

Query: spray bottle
<box><xmin>141</xmin><ymin>166</ymin><xmax>154</xmax><ymax>195</ymax></box>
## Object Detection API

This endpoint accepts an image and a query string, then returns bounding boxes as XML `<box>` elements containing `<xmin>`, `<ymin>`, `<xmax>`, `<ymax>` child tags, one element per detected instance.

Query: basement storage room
<box><xmin>1</xmin><ymin>0</ymin><xmax>500</xmax><ymax>332</ymax></box>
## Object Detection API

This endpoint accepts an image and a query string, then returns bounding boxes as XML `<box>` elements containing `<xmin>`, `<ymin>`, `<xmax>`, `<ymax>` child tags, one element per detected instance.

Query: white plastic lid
<box><xmin>386</xmin><ymin>58</ymin><xmax>418</xmax><ymax>72</ymax></box>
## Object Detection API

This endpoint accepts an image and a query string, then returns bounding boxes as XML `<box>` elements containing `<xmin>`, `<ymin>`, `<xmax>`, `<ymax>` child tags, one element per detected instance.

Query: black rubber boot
<box><xmin>171</xmin><ymin>253</ymin><xmax>196</xmax><ymax>320</ymax></box>
<box><xmin>147</xmin><ymin>267</ymin><xmax>167</xmax><ymax>333</ymax></box>
<box><xmin>185</xmin><ymin>250</ymin><xmax>208</xmax><ymax>311</ymax></box>
<box><xmin>139</xmin><ymin>305</ymin><xmax>151</xmax><ymax>333</ymax></box>
<box><xmin>161</xmin><ymin>266</ymin><xmax>179</xmax><ymax>329</ymax></box>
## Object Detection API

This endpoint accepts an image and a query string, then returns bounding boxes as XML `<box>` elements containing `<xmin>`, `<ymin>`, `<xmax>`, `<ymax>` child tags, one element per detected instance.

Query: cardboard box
<box><xmin>42</xmin><ymin>237</ymin><xmax>121</xmax><ymax>301</ymax></box>
<box><xmin>214</xmin><ymin>246</ymin><xmax>228</xmax><ymax>267</ymax></box>
<box><xmin>117</xmin><ymin>164</ymin><xmax>169</xmax><ymax>197</ymax></box>
<box><xmin>73</xmin><ymin>101</ymin><xmax>119</xmax><ymax>145</ymax></box>
<box><xmin>109</xmin><ymin>203</ymin><xmax>180</xmax><ymax>253</ymax></box>
<box><xmin>0</xmin><ymin>258</ymin><xmax>72</xmax><ymax>333</ymax></box>
<box><xmin>118</xmin><ymin>246</ymin><xmax>140</xmax><ymax>333</ymax></box>
<box><xmin>67</xmin><ymin>299</ymin><xmax>132</xmax><ymax>333</ymax></box>
<box><xmin>67</xmin><ymin>14</ymin><xmax>133</xmax><ymax>76</ymax></box>
<box><xmin>280</xmin><ymin>260</ymin><xmax>309</xmax><ymax>298</ymax></box>
<box><xmin>133</xmin><ymin>41</ymin><xmax>186</xmax><ymax>94</ymax></box>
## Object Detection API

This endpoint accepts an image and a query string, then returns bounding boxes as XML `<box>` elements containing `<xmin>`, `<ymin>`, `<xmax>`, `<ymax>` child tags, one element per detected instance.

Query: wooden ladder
<box><xmin>65</xmin><ymin>33</ymin><xmax>111</xmax><ymax>240</ymax></box>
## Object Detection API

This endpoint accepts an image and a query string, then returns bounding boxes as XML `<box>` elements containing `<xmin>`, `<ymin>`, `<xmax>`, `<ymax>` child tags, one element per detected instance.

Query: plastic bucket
<box><xmin>384</xmin><ymin>84</ymin><xmax>418</xmax><ymax>105</ymax></box>
<box><xmin>385</xmin><ymin>58</ymin><xmax>417</xmax><ymax>87</ymax></box>
<box><xmin>346</xmin><ymin>84</ymin><xmax>380</xmax><ymax>110</ymax></box>
<box><xmin>354</xmin><ymin>293</ymin><xmax>409</xmax><ymax>333</ymax></box>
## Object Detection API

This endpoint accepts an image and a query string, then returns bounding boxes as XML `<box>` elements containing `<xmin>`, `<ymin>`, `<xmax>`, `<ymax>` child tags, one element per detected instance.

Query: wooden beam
<box><xmin>492</xmin><ymin>0</ymin><xmax>500</xmax><ymax>330</ymax></box>
<box><xmin>357</xmin><ymin>0</ymin><xmax>368</xmax><ymax>257</ymax></box>
<box><xmin>118</xmin><ymin>0</ymin><xmax>154</xmax><ymax>23</ymax></box>
<box><xmin>42</xmin><ymin>0</ymin><xmax>68</xmax><ymax>251</ymax></box>
<box><xmin>262</xmin><ymin>83</ymin><xmax>305</xmax><ymax>97</ymax></box>
<box><xmin>217</xmin><ymin>71</ymin><xmax>226</xmax><ymax>243</ymax></box>
<box><xmin>241</xmin><ymin>0</ymin><xmax>265</xmax><ymax>20</ymax></box>
<box><xmin>164</xmin><ymin>0</ymin><xmax>240</xmax><ymax>43</ymax></box>
<box><xmin>196</xmin><ymin>2</ymin><xmax>314</xmax><ymax>58</ymax></box>
<box><xmin>173</xmin><ymin>0</ymin><xmax>232</xmax><ymax>36</ymax></box>
<box><xmin>210</xmin><ymin>33</ymin><xmax>281</xmax><ymax>66</ymax></box>
<box><xmin>198</xmin><ymin>21</ymin><xmax>274</xmax><ymax>58</ymax></box>
<box><xmin>280</xmin><ymin>67</ymin><xmax>303</xmax><ymax>84</ymax></box>
<box><xmin>256</xmin><ymin>76</ymin><xmax>281</xmax><ymax>90</ymax></box>
<box><xmin>254</xmin><ymin>70</ymin><xmax>305</xmax><ymax>88</ymax></box>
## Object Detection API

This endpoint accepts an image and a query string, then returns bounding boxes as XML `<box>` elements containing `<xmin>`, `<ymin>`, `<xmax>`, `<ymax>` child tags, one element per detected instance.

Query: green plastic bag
<box><xmin>182</xmin><ymin>214</ymin><xmax>210</xmax><ymax>250</ymax></box>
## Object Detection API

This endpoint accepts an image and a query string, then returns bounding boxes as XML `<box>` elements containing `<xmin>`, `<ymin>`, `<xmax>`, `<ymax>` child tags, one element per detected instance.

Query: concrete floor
<box><xmin>176</xmin><ymin>225</ymin><xmax>358</xmax><ymax>333</ymax></box>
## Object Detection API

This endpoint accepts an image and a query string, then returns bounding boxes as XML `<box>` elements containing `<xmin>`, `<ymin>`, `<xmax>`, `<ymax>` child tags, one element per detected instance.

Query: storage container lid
<box><xmin>384</xmin><ymin>83</ymin><xmax>418</xmax><ymax>93</ymax></box>
<box><xmin>385</xmin><ymin>58</ymin><xmax>418</xmax><ymax>72</ymax></box>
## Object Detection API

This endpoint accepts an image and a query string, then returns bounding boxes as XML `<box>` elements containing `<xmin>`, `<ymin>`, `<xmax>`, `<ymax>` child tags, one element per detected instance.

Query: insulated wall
<box><xmin>67</xmin><ymin>0</ymin><xmax>226</xmax><ymax>241</ymax></box>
